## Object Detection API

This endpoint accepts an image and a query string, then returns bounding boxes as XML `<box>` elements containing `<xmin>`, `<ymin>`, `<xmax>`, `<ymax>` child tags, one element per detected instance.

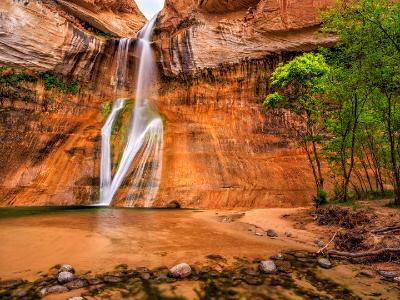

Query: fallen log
<box><xmin>372</xmin><ymin>225</ymin><xmax>400</xmax><ymax>234</ymax></box>
<box><xmin>328</xmin><ymin>248</ymin><xmax>400</xmax><ymax>258</ymax></box>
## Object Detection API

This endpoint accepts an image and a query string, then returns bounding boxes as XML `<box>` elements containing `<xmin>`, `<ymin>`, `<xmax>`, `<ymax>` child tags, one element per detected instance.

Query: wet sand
<box><xmin>0</xmin><ymin>207</ymin><xmax>313</xmax><ymax>280</ymax></box>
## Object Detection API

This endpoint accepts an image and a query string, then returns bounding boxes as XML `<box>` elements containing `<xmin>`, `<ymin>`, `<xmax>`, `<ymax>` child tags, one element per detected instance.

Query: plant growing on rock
<box><xmin>263</xmin><ymin>53</ymin><xmax>330</xmax><ymax>205</ymax></box>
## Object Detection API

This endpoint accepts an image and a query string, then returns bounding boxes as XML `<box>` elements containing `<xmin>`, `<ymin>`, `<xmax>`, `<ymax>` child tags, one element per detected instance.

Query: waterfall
<box><xmin>99</xmin><ymin>16</ymin><xmax>163</xmax><ymax>207</ymax></box>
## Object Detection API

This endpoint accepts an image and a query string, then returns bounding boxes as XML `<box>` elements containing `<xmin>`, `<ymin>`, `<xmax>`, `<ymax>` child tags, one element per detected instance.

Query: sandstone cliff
<box><xmin>0</xmin><ymin>0</ymin><xmax>336</xmax><ymax>208</ymax></box>
<box><xmin>0</xmin><ymin>0</ymin><xmax>144</xmax><ymax>205</ymax></box>
<box><xmin>149</xmin><ymin>0</ymin><xmax>336</xmax><ymax>208</ymax></box>
<box><xmin>155</xmin><ymin>0</ymin><xmax>336</xmax><ymax>74</ymax></box>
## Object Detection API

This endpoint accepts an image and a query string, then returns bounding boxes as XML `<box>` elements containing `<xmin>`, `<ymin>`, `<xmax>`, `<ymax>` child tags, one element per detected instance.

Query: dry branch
<box><xmin>328</xmin><ymin>248</ymin><xmax>400</xmax><ymax>258</ymax></box>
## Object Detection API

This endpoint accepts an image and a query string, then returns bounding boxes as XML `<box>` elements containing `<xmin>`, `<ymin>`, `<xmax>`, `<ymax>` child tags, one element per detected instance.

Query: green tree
<box><xmin>322</xmin><ymin>0</ymin><xmax>400</xmax><ymax>204</ymax></box>
<box><xmin>263</xmin><ymin>53</ymin><xmax>330</xmax><ymax>204</ymax></box>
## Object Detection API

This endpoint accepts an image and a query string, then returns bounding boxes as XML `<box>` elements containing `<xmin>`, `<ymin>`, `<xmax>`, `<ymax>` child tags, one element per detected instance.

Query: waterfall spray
<box><xmin>99</xmin><ymin>16</ymin><xmax>163</xmax><ymax>207</ymax></box>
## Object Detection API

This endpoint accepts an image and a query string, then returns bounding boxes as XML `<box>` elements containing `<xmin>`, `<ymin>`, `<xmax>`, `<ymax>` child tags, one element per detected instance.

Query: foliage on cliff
<box><xmin>264</xmin><ymin>0</ymin><xmax>400</xmax><ymax>205</ymax></box>
<box><xmin>0</xmin><ymin>67</ymin><xmax>79</xmax><ymax>95</ymax></box>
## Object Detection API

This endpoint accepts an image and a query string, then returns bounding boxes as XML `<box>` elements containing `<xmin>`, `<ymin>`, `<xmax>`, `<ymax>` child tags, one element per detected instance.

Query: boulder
<box><xmin>169</xmin><ymin>263</ymin><xmax>192</xmax><ymax>278</ymax></box>
<box><xmin>259</xmin><ymin>260</ymin><xmax>277</xmax><ymax>274</ymax></box>
<box><xmin>378</xmin><ymin>270</ymin><xmax>398</xmax><ymax>279</ymax></box>
<box><xmin>317</xmin><ymin>258</ymin><xmax>332</xmax><ymax>269</ymax></box>
<box><xmin>59</xmin><ymin>264</ymin><xmax>75</xmax><ymax>274</ymax></box>
<box><xmin>47</xmin><ymin>285</ymin><xmax>69</xmax><ymax>294</ymax></box>
<box><xmin>64</xmin><ymin>279</ymin><xmax>88</xmax><ymax>289</ymax></box>
<box><xmin>58</xmin><ymin>271</ymin><xmax>75</xmax><ymax>284</ymax></box>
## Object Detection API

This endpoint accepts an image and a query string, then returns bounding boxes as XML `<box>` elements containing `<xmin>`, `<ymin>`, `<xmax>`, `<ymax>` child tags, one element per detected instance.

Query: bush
<box><xmin>42</xmin><ymin>73</ymin><xmax>78</xmax><ymax>94</ymax></box>
<box><xmin>313</xmin><ymin>189</ymin><xmax>328</xmax><ymax>208</ymax></box>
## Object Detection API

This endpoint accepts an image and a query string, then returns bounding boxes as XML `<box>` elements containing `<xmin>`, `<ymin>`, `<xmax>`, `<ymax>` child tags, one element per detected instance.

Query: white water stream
<box><xmin>99</xmin><ymin>16</ymin><xmax>163</xmax><ymax>207</ymax></box>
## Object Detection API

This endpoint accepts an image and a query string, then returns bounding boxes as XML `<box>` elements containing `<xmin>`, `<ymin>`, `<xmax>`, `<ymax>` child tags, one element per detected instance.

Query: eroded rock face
<box><xmin>0</xmin><ymin>0</ymin><xmax>145</xmax><ymax>72</ymax></box>
<box><xmin>0</xmin><ymin>1</ymin><xmax>141</xmax><ymax>206</ymax></box>
<box><xmin>146</xmin><ymin>0</ymin><xmax>335</xmax><ymax>208</ymax></box>
<box><xmin>1</xmin><ymin>0</ymin><xmax>335</xmax><ymax>208</ymax></box>
<box><xmin>155</xmin><ymin>0</ymin><xmax>336</xmax><ymax>74</ymax></box>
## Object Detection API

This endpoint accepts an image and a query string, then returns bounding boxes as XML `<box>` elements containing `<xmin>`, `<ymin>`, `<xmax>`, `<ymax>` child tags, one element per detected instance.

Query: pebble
<box><xmin>103</xmin><ymin>275</ymin><xmax>121</xmax><ymax>283</ymax></box>
<box><xmin>244</xmin><ymin>269</ymin><xmax>259</xmax><ymax>276</ymax></box>
<box><xmin>64</xmin><ymin>279</ymin><xmax>88</xmax><ymax>289</ymax></box>
<box><xmin>266</xmin><ymin>229</ymin><xmax>278</xmax><ymax>238</ymax></box>
<box><xmin>58</xmin><ymin>271</ymin><xmax>75</xmax><ymax>284</ymax></box>
<box><xmin>47</xmin><ymin>285</ymin><xmax>69</xmax><ymax>294</ymax></box>
<box><xmin>271</xmin><ymin>253</ymin><xmax>284</xmax><ymax>260</ymax></box>
<box><xmin>378</xmin><ymin>270</ymin><xmax>398</xmax><ymax>279</ymax></box>
<box><xmin>315</xmin><ymin>240</ymin><xmax>325</xmax><ymax>248</ymax></box>
<box><xmin>276</xmin><ymin>260</ymin><xmax>292</xmax><ymax>273</ymax></box>
<box><xmin>394</xmin><ymin>277</ymin><xmax>400</xmax><ymax>284</ymax></box>
<box><xmin>317</xmin><ymin>258</ymin><xmax>332</xmax><ymax>269</ymax></box>
<box><xmin>0</xmin><ymin>279</ymin><xmax>24</xmax><ymax>288</ymax></box>
<box><xmin>87</xmin><ymin>277</ymin><xmax>102</xmax><ymax>285</ymax></box>
<box><xmin>259</xmin><ymin>260</ymin><xmax>277</xmax><ymax>274</ymax></box>
<box><xmin>59</xmin><ymin>264</ymin><xmax>75</xmax><ymax>274</ymax></box>
<box><xmin>284</xmin><ymin>231</ymin><xmax>293</xmax><ymax>237</ymax></box>
<box><xmin>69</xmin><ymin>297</ymin><xmax>84</xmax><ymax>300</ymax></box>
<box><xmin>11</xmin><ymin>290</ymin><xmax>28</xmax><ymax>297</ymax></box>
<box><xmin>169</xmin><ymin>263</ymin><xmax>192</xmax><ymax>278</ymax></box>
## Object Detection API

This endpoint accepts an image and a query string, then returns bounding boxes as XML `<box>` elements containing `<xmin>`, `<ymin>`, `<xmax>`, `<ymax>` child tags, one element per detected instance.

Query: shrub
<box><xmin>313</xmin><ymin>189</ymin><xmax>328</xmax><ymax>208</ymax></box>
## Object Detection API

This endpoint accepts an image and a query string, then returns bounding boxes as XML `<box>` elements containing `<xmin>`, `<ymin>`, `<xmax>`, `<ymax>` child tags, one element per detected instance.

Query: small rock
<box><xmin>255</xmin><ymin>232</ymin><xmax>263</xmax><ymax>236</ymax></box>
<box><xmin>378</xmin><ymin>270</ymin><xmax>398</xmax><ymax>279</ymax></box>
<box><xmin>284</xmin><ymin>231</ymin><xmax>293</xmax><ymax>237</ymax></box>
<box><xmin>317</xmin><ymin>258</ymin><xmax>332</xmax><ymax>269</ymax></box>
<box><xmin>58</xmin><ymin>271</ymin><xmax>75</xmax><ymax>284</ymax></box>
<box><xmin>40</xmin><ymin>288</ymin><xmax>47</xmax><ymax>296</ymax></box>
<box><xmin>315</xmin><ymin>239</ymin><xmax>325</xmax><ymax>248</ymax></box>
<box><xmin>140</xmin><ymin>273</ymin><xmax>151</xmax><ymax>280</ymax></box>
<box><xmin>271</xmin><ymin>253</ymin><xmax>284</xmax><ymax>260</ymax></box>
<box><xmin>64</xmin><ymin>279</ymin><xmax>87</xmax><ymax>289</ymax></box>
<box><xmin>103</xmin><ymin>275</ymin><xmax>121</xmax><ymax>283</ymax></box>
<box><xmin>87</xmin><ymin>277</ymin><xmax>102</xmax><ymax>285</ymax></box>
<box><xmin>266</xmin><ymin>229</ymin><xmax>278</xmax><ymax>238</ymax></box>
<box><xmin>47</xmin><ymin>285</ymin><xmax>68</xmax><ymax>294</ymax></box>
<box><xmin>276</xmin><ymin>260</ymin><xmax>292</xmax><ymax>273</ymax></box>
<box><xmin>11</xmin><ymin>290</ymin><xmax>28</xmax><ymax>298</ymax></box>
<box><xmin>244</xmin><ymin>269</ymin><xmax>259</xmax><ymax>276</ymax></box>
<box><xmin>59</xmin><ymin>264</ymin><xmax>75</xmax><ymax>274</ymax></box>
<box><xmin>259</xmin><ymin>260</ymin><xmax>277</xmax><ymax>274</ymax></box>
<box><xmin>394</xmin><ymin>277</ymin><xmax>400</xmax><ymax>284</ymax></box>
<box><xmin>136</xmin><ymin>267</ymin><xmax>150</xmax><ymax>273</ymax></box>
<box><xmin>0</xmin><ymin>279</ymin><xmax>24</xmax><ymax>288</ymax></box>
<box><xmin>169</xmin><ymin>263</ymin><xmax>192</xmax><ymax>278</ymax></box>
<box><xmin>69</xmin><ymin>297</ymin><xmax>84</xmax><ymax>300</ymax></box>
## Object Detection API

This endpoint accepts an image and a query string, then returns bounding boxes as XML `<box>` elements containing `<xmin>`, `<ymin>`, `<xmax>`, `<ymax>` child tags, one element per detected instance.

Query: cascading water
<box><xmin>99</xmin><ymin>16</ymin><xmax>163</xmax><ymax>207</ymax></box>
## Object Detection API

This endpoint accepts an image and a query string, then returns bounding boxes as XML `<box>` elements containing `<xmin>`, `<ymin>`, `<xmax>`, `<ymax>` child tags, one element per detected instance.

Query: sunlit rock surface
<box><xmin>0</xmin><ymin>0</ymin><xmax>335</xmax><ymax>207</ymax></box>
<box><xmin>155</xmin><ymin>0</ymin><xmax>336</xmax><ymax>74</ymax></box>
<box><xmin>0</xmin><ymin>0</ymin><xmax>145</xmax><ymax>72</ymax></box>
<box><xmin>148</xmin><ymin>0</ymin><xmax>335</xmax><ymax>208</ymax></box>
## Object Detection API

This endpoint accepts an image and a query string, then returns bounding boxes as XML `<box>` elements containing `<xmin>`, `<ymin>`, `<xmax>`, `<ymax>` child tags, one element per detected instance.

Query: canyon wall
<box><xmin>0</xmin><ymin>0</ymin><xmax>143</xmax><ymax>205</ymax></box>
<box><xmin>0</xmin><ymin>0</ymin><xmax>336</xmax><ymax>207</ymax></box>
<box><xmin>150</xmin><ymin>0</ymin><xmax>336</xmax><ymax>208</ymax></box>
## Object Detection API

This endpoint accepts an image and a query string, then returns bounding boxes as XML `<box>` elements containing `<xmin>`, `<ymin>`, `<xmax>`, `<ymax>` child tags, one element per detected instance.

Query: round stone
<box><xmin>47</xmin><ymin>285</ymin><xmax>68</xmax><ymax>294</ymax></box>
<box><xmin>314</xmin><ymin>239</ymin><xmax>325</xmax><ymax>248</ymax></box>
<box><xmin>58</xmin><ymin>271</ymin><xmax>75</xmax><ymax>284</ymax></box>
<box><xmin>266</xmin><ymin>229</ymin><xmax>278</xmax><ymax>237</ymax></box>
<box><xmin>259</xmin><ymin>260</ymin><xmax>277</xmax><ymax>274</ymax></box>
<box><xmin>378</xmin><ymin>270</ymin><xmax>398</xmax><ymax>279</ymax></box>
<box><xmin>59</xmin><ymin>264</ymin><xmax>75</xmax><ymax>274</ymax></box>
<box><xmin>64</xmin><ymin>279</ymin><xmax>87</xmax><ymax>289</ymax></box>
<box><xmin>169</xmin><ymin>263</ymin><xmax>192</xmax><ymax>278</ymax></box>
<box><xmin>317</xmin><ymin>258</ymin><xmax>332</xmax><ymax>269</ymax></box>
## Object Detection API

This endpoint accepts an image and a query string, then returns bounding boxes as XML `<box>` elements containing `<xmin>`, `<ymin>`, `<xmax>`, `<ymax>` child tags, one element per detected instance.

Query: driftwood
<box><xmin>372</xmin><ymin>225</ymin><xmax>400</xmax><ymax>235</ymax></box>
<box><xmin>328</xmin><ymin>248</ymin><xmax>400</xmax><ymax>258</ymax></box>
<box><xmin>317</xmin><ymin>230</ymin><xmax>340</xmax><ymax>254</ymax></box>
